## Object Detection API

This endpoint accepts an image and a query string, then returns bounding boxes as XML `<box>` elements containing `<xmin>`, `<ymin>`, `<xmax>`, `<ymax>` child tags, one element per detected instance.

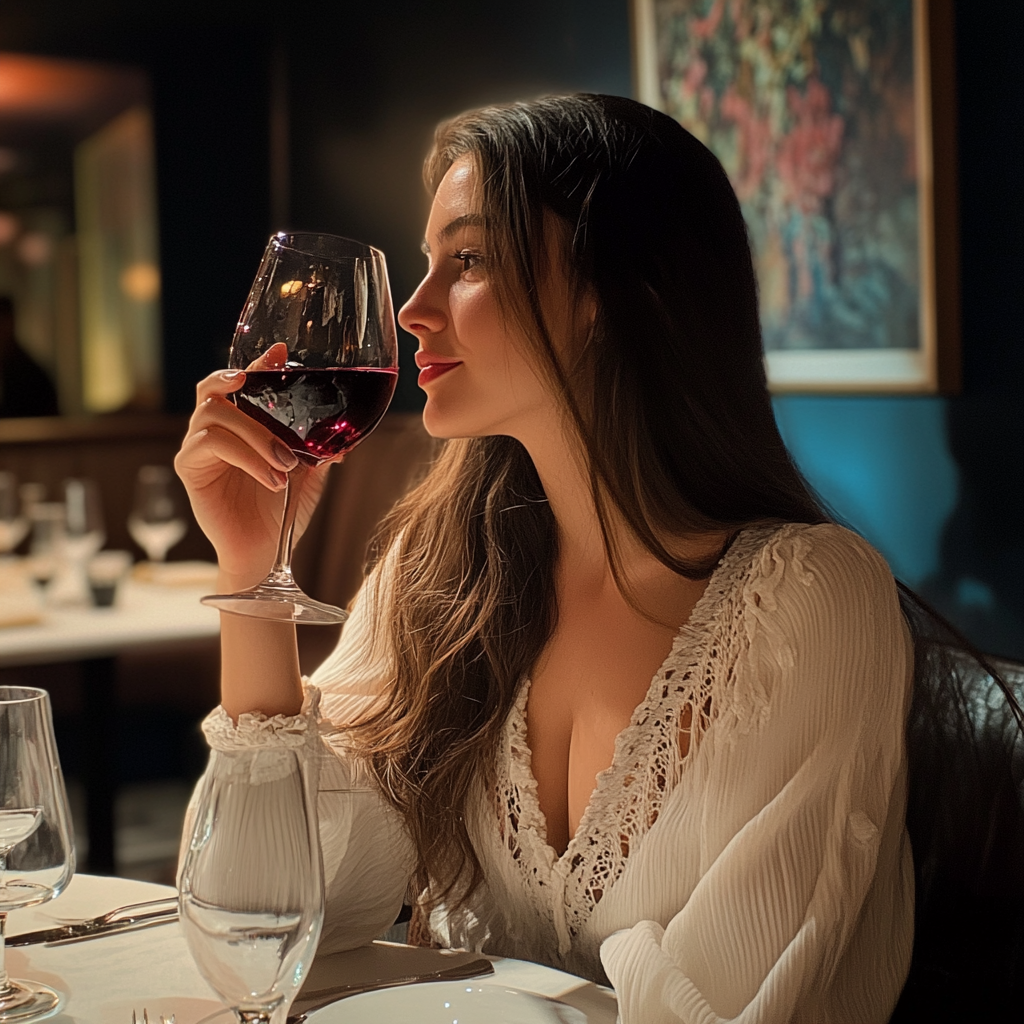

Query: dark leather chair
<box><xmin>891</xmin><ymin>641</ymin><xmax>1024</xmax><ymax>1022</ymax></box>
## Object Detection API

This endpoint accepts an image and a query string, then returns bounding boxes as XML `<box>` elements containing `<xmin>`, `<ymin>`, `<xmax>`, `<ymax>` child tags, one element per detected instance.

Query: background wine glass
<box><xmin>0</xmin><ymin>475</ymin><xmax>28</xmax><ymax>559</ymax></box>
<box><xmin>178</xmin><ymin>746</ymin><xmax>323</xmax><ymax>1023</ymax></box>
<box><xmin>47</xmin><ymin>479</ymin><xmax>105</xmax><ymax>606</ymax></box>
<box><xmin>128</xmin><ymin>465</ymin><xmax>187</xmax><ymax>563</ymax></box>
<box><xmin>0</xmin><ymin>686</ymin><xmax>75</xmax><ymax>1022</ymax></box>
<box><xmin>25</xmin><ymin>503</ymin><xmax>64</xmax><ymax>590</ymax></box>
<box><xmin>201</xmin><ymin>232</ymin><xmax>398</xmax><ymax>623</ymax></box>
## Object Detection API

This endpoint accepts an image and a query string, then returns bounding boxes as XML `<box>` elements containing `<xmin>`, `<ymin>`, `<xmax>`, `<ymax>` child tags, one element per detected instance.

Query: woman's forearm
<box><xmin>218</xmin><ymin>591</ymin><xmax>304</xmax><ymax>721</ymax></box>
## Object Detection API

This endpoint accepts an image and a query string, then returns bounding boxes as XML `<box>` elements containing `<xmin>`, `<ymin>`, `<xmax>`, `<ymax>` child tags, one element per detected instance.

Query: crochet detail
<box><xmin>202</xmin><ymin>685</ymin><xmax>324</xmax><ymax>752</ymax></box>
<box><xmin>495</xmin><ymin>525</ymin><xmax>789</xmax><ymax>953</ymax></box>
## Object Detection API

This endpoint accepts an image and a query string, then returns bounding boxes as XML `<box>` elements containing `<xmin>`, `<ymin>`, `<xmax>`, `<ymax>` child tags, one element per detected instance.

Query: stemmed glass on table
<box><xmin>0</xmin><ymin>687</ymin><xmax>75</xmax><ymax>1022</ymax></box>
<box><xmin>178</xmin><ymin>746</ymin><xmax>323</xmax><ymax>1023</ymax></box>
<box><xmin>201</xmin><ymin>232</ymin><xmax>398</xmax><ymax>623</ymax></box>
<box><xmin>0</xmin><ymin>475</ymin><xmax>29</xmax><ymax>560</ymax></box>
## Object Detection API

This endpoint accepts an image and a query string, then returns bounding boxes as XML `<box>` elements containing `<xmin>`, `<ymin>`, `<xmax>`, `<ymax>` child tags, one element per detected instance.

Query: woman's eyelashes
<box><xmin>450</xmin><ymin>248</ymin><xmax>485</xmax><ymax>273</ymax></box>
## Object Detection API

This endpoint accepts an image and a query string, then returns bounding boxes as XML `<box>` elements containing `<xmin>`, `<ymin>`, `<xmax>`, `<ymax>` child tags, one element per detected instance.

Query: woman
<box><xmin>177</xmin><ymin>95</ymin><xmax>915</xmax><ymax>1022</ymax></box>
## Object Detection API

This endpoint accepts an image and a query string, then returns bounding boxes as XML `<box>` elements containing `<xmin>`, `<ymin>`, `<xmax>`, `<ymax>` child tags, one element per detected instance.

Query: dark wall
<box><xmin>2</xmin><ymin>0</ymin><xmax>1021</xmax><ymax>656</ymax></box>
<box><xmin>0</xmin><ymin>1</ymin><xmax>275</xmax><ymax>410</ymax></box>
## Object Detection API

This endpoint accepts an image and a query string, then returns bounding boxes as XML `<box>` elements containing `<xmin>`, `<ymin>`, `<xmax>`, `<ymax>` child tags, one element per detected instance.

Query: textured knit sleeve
<box><xmin>183</xmin><ymin>549</ymin><xmax>416</xmax><ymax>956</ymax></box>
<box><xmin>599</xmin><ymin>525</ymin><xmax>914</xmax><ymax>1024</ymax></box>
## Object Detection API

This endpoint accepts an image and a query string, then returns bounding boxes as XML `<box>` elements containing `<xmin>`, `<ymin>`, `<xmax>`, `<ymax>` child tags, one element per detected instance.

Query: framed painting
<box><xmin>632</xmin><ymin>0</ymin><xmax>960</xmax><ymax>392</ymax></box>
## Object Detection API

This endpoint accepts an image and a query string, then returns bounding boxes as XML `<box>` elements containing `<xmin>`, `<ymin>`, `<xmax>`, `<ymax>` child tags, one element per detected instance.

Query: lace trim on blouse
<box><xmin>494</xmin><ymin>524</ymin><xmax>793</xmax><ymax>955</ymax></box>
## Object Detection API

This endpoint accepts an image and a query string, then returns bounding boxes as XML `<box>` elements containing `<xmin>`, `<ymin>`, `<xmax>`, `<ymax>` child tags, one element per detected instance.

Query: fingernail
<box><xmin>267</xmin><ymin>467</ymin><xmax>288</xmax><ymax>489</ymax></box>
<box><xmin>220</xmin><ymin>370</ymin><xmax>243</xmax><ymax>381</ymax></box>
<box><xmin>272</xmin><ymin>442</ymin><xmax>299</xmax><ymax>469</ymax></box>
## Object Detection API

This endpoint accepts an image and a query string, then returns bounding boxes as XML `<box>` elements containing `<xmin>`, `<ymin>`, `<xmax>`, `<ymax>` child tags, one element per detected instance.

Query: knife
<box><xmin>286</xmin><ymin>957</ymin><xmax>495</xmax><ymax>1022</ymax></box>
<box><xmin>6</xmin><ymin>906</ymin><xmax>179</xmax><ymax>946</ymax></box>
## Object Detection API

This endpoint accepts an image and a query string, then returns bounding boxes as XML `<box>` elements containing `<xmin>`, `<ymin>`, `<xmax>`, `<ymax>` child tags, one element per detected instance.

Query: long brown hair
<box><xmin>346</xmin><ymin>94</ymin><xmax>829</xmax><ymax>909</ymax></box>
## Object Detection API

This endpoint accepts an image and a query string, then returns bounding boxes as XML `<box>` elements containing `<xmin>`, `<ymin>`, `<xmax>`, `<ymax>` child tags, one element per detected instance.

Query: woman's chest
<box><xmin>525</xmin><ymin>590</ymin><xmax>699</xmax><ymax>854</ymax></box>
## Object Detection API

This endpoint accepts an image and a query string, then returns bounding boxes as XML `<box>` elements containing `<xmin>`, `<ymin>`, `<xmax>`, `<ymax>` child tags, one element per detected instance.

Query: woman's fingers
<box><xmin>177</xmin><ymin>423</ymin><xmax>290</xmax><ymax>492</ymax></box>
<box><xmin>194</xmin><ymin>368</ymin><xmax>247</xmax><ymax>407</ymax></box>
<box><xmin>246</xmin><ymin>342</ymin><xmax>288</xmax><ymax>371</ymax></box>
<box><xmin>191</xmin><ymin>395</ymin><xmax>298</xmax><ymax>472</ymax></box>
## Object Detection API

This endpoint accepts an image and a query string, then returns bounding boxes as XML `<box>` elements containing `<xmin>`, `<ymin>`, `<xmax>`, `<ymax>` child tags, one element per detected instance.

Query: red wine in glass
<box><xmin>234</xmin><ymin>367</ymin><xmax>398</xmax><ymax>465</ymax></box>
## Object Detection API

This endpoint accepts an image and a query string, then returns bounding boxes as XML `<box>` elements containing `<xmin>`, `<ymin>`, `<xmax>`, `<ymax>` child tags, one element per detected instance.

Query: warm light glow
<box><xmin>16</xmin><ymin>232</ymin><xmax>52</xmax><ymax>266</ymax></box>
<box><xmin>0</xmin><ymin>212</ymin><xmax>18</xmax><ymax>246</ymax></box>
<box><xmin>280</xmin><ymin>279</ymin><xmax>304</xmax><ymax>297</ymax></box>
<box><xmin>120</xmin><ymin>261</ymin><xmax>161</xmax><ymax>302</ymax></box>
<box><xmin>0</xmin><ymin>52</ymin><xmax>145</xmax><ymax>121</ymax></box>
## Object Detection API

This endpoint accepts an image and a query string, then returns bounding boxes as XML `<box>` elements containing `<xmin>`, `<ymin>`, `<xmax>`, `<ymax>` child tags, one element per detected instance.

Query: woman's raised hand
<box><xmin>174</xmin><ymin>343</ymin><xmax>335</xmax><ymax>589</ymax></box>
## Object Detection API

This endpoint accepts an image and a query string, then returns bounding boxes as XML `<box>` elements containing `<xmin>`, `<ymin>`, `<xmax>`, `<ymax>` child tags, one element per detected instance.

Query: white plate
<box><xmin>304</xmin><ymin>980</ymin><xmax>589</xmax><ymax>1023</ymax></box>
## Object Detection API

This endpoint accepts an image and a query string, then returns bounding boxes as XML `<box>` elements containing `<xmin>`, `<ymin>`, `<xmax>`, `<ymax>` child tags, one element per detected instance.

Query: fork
<box><xmin>60</xmin><ymin>896</ymin><xmax>178</xmax><ymax>930</ymax></box>
<box><xmin>131</xmin><ymin>1013</ymin><xmax>175</xmax><ymax>1024</ymax></box>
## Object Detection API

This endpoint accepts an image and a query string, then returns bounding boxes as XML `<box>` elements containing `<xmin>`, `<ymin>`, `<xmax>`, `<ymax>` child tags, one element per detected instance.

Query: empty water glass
<box><xmin>178</xmin><ymin>746</ymin><xmax>323</xmax><ymax>1023</ymax></box>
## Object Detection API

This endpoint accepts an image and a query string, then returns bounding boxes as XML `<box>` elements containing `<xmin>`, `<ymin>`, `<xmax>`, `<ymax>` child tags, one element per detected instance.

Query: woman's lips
<box><xmin>417</xmin><ymin>361</ymin><xmax>462</xmax><ymax>387</ymax></box>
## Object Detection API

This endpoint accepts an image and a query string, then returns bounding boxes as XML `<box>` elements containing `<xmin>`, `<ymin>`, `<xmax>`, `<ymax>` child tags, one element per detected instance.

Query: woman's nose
<box><xmin>398</xmin><ymin>275</ymin><xmax>446</xmax><ymax>336</ymax></box>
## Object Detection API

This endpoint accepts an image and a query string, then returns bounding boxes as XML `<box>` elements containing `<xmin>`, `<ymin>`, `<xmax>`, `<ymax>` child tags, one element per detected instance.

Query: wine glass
<box><xmin>0</xmin><ymin>474</ymin><xmax>28</xmax><ymax>559</ymax></box>
<box><xmin>178</xmin><ymin>746</ymin><xmax>323</xmax><ymax>1023</ymax></box>
<box><xmin>25</xmin><ymin>504</ymin><xmax>64</xmax><ymax>590</ymax></box>
<box><xmin>0</xmin><ymin>686</ymin><xmax>75</xmax><ymax>1022</ymax></box>
<box><xmin>48</xmin><ymin>480</ymin><xmax>105</xmax><ymax>607</ymax></box>
<box><xmin>128</xmin><ymin>465</ymin><xmax>187</xmax><ymax>563</ymax></box>
<box><xmin>201</xmin><ymin>232</ymin><xmax>398</xmax><ymax>623</ymax></box>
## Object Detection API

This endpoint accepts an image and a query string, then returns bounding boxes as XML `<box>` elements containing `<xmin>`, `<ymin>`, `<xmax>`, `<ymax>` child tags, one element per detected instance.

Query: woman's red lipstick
<box><xmin>415</xmin><ymin>353</ymin><xmax>462</xmax><ymax>387</ymax></box>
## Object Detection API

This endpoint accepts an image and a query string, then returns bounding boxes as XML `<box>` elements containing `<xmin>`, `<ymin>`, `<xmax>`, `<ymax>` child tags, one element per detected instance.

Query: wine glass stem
<box><xmin>267</xmin><ymin>472</ymin><xmax>300</xmax><ymax>583</ymax></box>
<box><xmin>0</xmin><ymin>911</ymin><xmax>9</xmax><ymax>991</ymax></box>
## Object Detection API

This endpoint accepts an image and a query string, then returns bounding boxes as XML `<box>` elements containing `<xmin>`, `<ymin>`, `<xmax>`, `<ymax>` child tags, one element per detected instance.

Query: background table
<box><xmin>6</xmin><ymin>875</ymin><xmax>618</xmax><ymax>1023</ymax></box>
<box><xmin>0</xmin><ymin>581</ymin><xmax>220</xmax><ymax>872</ymax></box>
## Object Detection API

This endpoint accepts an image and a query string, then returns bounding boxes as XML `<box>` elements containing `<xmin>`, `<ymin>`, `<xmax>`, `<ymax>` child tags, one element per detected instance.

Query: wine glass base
<box><xmin>0</xmin><ymin>980</ymin><xmax>62</xmax><ymax>1023</ymax></box>
<box><xmin>201</xmin><ymin>589</ymin><xmax>348</xmax><ymax>624</ymax></box>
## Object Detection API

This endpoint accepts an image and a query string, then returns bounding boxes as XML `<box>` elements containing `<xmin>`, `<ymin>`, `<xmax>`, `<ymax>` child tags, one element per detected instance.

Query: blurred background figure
<box><xmin>0</xmin><ymin>295</ymin><xmax>59</xmax><ymax>417</ymax></box>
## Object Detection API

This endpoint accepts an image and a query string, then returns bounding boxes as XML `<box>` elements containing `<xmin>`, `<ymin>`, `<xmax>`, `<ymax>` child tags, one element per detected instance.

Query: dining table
<box><xmin>4</xmin><ymin>874</ymin><xmax>619</xmax><ymax>1023</ymax></box>
<box><xmin>0</xmin><ymin>570</ymin><xmax>221</xmax><ymax>874</ymax></box>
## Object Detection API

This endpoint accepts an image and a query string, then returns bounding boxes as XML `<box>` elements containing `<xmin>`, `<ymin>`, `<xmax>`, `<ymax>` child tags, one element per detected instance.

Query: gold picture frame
<box><xmin>632</xmin><ymin>0</ymin><xmax>960</xmax><ymax>392</ymax></box>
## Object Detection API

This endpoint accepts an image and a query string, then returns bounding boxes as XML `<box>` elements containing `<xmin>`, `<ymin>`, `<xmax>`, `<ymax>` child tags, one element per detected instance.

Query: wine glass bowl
<box><xmin>0</xmin><ymin>686</ymin><xmax>75</xmax><ymax>1021</ymax></box>
<box><xmin>201</xmin><ymin>232</ymin><xmax>398</xmax><ymax>623</ymax></box>
<box><xmin>128</xmin><ymin>465</ymin><xmax>187</xmax><ymax>563</ymax></box>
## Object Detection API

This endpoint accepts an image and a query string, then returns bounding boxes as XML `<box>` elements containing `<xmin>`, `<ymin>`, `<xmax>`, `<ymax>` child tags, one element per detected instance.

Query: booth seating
<box><xmin>892</xmin><ymin>641</ymin><xmax>1024</xmax><ymax>1021</ymax></box>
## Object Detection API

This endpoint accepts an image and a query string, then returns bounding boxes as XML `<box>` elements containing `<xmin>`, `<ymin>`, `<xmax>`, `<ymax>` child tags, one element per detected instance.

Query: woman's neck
<box><xmin>515</xmin><ymin>415</ymin><xmax>733</xmax><ymax>594</ymax></box>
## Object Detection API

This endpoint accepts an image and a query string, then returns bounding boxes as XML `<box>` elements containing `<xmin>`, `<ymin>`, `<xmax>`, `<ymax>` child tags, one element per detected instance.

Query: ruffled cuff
<box><xmin>202</xmin><ymin>683</ymin><xmax>326</xmax><ymax>753</ymax></box>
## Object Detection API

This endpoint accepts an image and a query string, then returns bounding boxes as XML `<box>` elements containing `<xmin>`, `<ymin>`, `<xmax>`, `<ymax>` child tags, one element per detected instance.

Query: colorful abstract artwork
<box><xmin>634</xmin><ymin>0</ymin><xmax>950</xmax><ymax>390</ymax></box>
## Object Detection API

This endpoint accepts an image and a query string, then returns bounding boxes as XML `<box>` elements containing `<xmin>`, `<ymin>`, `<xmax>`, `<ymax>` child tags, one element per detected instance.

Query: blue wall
<box><xmin>773</xmin><ymin>397</ymin><xmax>959</xmax><ymax>587</ymax></box>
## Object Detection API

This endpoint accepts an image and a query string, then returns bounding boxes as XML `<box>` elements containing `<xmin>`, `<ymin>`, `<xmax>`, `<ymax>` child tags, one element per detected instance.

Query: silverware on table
<box><xmin>7</xmin><ymin>896</ymin><xmax>179</xmax><ymax>946</ymax></box>
<box><xmin>131</xmin><ymin>1012</ymin><xmax>175</xmax><ymax>1024</ymax></box>
<box><xmin>286</xmin><ymin>957</ymin><xmax>495</xmax><ymax>1023</ymax></box>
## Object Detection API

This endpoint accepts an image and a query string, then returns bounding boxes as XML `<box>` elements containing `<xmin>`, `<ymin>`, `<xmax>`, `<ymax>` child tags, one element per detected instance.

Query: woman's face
<box><xmin>398</xmin><ymin>155</ymin><xmax>561</xmax><ymax>443</ymax></box>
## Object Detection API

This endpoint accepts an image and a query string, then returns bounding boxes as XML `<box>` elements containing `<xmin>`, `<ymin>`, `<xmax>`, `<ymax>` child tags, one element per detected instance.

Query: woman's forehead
<box><xmin>428</xmin><ymin>156</ymin><xmax>483</xmax><ymax>230</ymax></box>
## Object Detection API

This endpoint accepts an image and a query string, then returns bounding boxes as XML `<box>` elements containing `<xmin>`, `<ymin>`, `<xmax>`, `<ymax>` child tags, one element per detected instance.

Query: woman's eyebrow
<box><xmin>421</xmin><ymin>213</ymin><xmax>487</xmax><ymax>255</ymax></box>
<box><xmin>422</xmin><ymin>213</ymin><xmax>487</xmax><ymax>253</ymax></box>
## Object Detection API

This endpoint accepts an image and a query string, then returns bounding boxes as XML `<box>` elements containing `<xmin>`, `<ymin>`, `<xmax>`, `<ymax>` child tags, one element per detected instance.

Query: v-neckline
<box><xmin>512</xmin><ymin>526</ymin><xmax>758</xmax><ymax>868</ymax></box>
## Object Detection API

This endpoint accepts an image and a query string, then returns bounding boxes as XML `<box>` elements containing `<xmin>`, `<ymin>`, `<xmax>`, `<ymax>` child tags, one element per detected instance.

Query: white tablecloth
<box><xmin>5</xmin><ymin>875</ymin><xmax>617</xmax><ymax>1023</ymax></box>
<box><xmin>0</xmin><ymin>581</ymin><xmax>220</xmax><ymax>668</ymax></box>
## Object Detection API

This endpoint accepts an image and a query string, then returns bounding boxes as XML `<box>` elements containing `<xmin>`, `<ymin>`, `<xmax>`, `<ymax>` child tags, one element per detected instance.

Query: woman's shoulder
<box><xmin>731</xmin><ymin>521</ymin><xmax>895</xmax><ymax>601</ymax></box>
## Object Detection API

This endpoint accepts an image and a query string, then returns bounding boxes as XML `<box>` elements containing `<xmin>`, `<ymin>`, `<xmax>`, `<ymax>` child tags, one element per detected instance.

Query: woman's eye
<box><xmin>451</xmin><ymin>249</ymin><xmax>484</xmax><ymax>272</ymax></box>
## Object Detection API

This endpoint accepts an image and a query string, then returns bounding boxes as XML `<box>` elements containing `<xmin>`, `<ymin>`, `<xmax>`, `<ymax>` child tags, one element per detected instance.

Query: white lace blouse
<box><xmin>196</xmin><ymin>522</ymin><xmax>915</xmax><ymax>1023</ymax></box>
